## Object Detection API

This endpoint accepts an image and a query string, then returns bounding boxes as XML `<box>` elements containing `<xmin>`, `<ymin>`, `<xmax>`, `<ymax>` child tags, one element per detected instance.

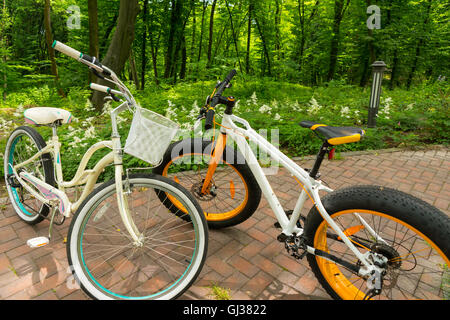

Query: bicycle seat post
<box><xmin>309</xmin><ymin>141</ymin><xmax>330</xmax><ymax>179</ymax></box>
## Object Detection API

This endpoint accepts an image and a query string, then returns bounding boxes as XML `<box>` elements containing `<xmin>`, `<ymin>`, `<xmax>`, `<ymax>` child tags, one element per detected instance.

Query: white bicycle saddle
<box><xmin>24</xmin><ymin>107</ymin><xmax>72</xmax><ymax>126</ymax></box>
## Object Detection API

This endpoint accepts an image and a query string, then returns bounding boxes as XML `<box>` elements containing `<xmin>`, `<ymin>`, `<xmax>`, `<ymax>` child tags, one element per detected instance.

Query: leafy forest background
<box><xmin>0</xmin><ymin>0</ymin><xmax>449</xmax><ymax>180</ymax></box>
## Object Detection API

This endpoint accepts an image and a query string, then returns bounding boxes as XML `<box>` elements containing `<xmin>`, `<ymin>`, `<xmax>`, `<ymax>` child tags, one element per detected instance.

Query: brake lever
<box><xmin>91</xmin><ymin>68</ymin><xmax>105</xmax><ymax>80</ymax></box>
<box><xmin>197</xmin><ymin>107</ymin><xmax>207</xmax><ymax>120</ymax></box>
<box><xmin>110</xmin><ymin>93</ymin><xmax>122</xmax><ymax>102</ymax></box>
<box><xmin>103</xmin><ymin>93</ymin><xmax>122</xmax><ymax>103</ymax></box>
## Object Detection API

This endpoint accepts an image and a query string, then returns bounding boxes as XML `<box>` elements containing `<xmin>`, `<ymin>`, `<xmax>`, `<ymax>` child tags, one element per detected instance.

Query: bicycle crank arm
<box><xmin>12</xmin><ymin>167</ymin><xmax>71</xmax><ymax>217</ymax></box>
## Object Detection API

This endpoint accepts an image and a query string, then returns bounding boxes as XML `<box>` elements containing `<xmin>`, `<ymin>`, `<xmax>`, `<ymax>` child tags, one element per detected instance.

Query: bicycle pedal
<box><xmin>27</xmin><ymin>237</ymin><xmax>50</xmax><ymax>248</ymax></box>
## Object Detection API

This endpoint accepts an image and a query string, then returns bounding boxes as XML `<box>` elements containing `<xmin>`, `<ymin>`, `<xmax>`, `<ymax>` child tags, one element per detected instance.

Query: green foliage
<box><xmin>0</xmin><ymin>0</ymin><xmax>449</xmax><ymax>182</ymax></box>
<box><xmin>1</xmin><ymin>79</ymin><xmax>448</xmax><ymax>180</ymax></box>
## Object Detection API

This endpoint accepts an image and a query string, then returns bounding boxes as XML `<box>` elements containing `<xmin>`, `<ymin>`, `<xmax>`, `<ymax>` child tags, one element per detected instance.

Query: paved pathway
<box><xmin>0</xmin><ymin>147</ymin><xmax>448</xmax><ymax>300</ymax></box>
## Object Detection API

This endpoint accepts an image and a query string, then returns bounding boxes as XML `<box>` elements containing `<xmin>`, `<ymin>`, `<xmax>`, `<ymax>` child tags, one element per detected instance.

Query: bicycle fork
<box><xmin>110</xmin><ymin>106</ymin><xmax>143</xmax><ymax>247</ymax></box>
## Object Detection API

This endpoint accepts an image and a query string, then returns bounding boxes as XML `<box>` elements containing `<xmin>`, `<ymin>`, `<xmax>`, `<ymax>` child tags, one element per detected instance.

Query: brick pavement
<box><xmin>0</xmin><ymin>146</ymin><xmax>448</xmax><ymax>300</ymax></box>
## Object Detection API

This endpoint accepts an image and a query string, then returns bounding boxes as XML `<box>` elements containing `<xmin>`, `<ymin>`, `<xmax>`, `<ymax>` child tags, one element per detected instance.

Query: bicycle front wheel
<box><xmin>304</xmin><ymin>185</ymin><xmax>450</xmax><ymax>300</ymax></box>
<box><xmin>153</xmin><ymin>138</ymin><xmax>261</xmax><ymax>229</ymax></box>
<box><xmin>67</xmin><ymin>174</ymin><xmax>208</xmax><ymax>300</ymax></box>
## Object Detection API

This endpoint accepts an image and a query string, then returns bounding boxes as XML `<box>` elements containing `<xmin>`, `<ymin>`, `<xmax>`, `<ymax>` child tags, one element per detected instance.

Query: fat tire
<box><xmin>153</xmin><ymin>138</ymin><xmax>262</xmax><ymax>229</ymax></box>
<box><xmin>303</xmin><ymin>185</ymin><xmax>450</xmax><ymax>300</ymax></box>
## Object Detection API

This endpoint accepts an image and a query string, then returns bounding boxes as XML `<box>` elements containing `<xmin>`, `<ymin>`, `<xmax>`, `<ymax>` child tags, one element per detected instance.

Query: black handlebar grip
<box><xmin>81</xmin><ymin>54</ymin><xmax>111</xmax><ymax>76</ymax></box>
<box><xmin>204</xmin><ymin>108</ymin><xmax>215</xmax><ymax>131</ymax></box>
<box><xmin>225</xmin><ymin>69</ymin><xmax>237</xmax><ymax>84</ymax></box>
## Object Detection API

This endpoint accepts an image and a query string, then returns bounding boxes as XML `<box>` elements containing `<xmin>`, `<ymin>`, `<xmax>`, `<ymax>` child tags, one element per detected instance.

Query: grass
<box><xmin>208</xmin><ymin>283</ymin><xmax>231</xmax><ymax>300</ymax></box>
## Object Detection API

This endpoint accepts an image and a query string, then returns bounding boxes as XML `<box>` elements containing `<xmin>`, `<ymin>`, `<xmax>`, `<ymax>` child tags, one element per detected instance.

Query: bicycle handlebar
<box><xmin>90</xmin><ymin>83</ymin><xmax>123</xmax><ymax>96</ymax></box>
<box><xmin>52</xmin><ymin>41</ymin><xmax>81</xmax><ymax>60</ymax></box>
<box><xmin>204</xmin><ymin>69</ymin><xmax>237</xmax><ymax>130</ymax></box>
<box><xmin>52</xmin><ymin>40</ymin><xmax>111</xmax><ymax>76</ymax></box>
<box><xmin>213</xmin><ymin>69</ymin><xmax>236</xmax><ymax>101</ymax></box>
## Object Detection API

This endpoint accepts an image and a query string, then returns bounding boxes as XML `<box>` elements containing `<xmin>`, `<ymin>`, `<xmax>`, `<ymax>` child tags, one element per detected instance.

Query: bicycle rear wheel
<box><xmin>67</xmin><ymin>174</ymin><xmax>208</xmax><ymax>300</ymax></box>
<box><xmin>3</xmin><ymin>126</ymin><xmax>55</xmax><ymax>224</ymax></box>
<box><xmin>304</xmin><ymin>185</ymin><xmax>450</xmax><ymax>300</ymax></box>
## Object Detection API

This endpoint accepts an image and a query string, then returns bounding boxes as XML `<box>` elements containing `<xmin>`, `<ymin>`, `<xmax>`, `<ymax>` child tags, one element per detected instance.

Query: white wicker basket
<box><xmin>124</xmin><ymin>106</ymin><xmax>179</xmax><ymax>166</ymax></box>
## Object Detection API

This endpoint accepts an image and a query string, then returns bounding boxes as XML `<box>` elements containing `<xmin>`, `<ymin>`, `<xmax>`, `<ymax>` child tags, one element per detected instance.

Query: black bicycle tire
<box><xmin>153</xmin><ymin>138</ymin><xmax>262</xmax><ymax>229</ymax></box>
<box><xmin>4</xmin><ymin>126</ymin><xmax>55</xmax><ymax>224</ymax></box>
<box><xmin>303</xmin><ymin>185</ymin><xmax>450</xmax><ymax>300</ymax></box>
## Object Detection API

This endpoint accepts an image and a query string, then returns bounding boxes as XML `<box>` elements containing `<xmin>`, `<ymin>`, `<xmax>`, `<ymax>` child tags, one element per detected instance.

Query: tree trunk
<box><xmin>164</xmin><ymin>0</ymin><xmax>184</xmax><ymax>78</ymax></box>
<box><xmin>358</xmin><ymin>0</ymin><xmax>376</xmax><ymax>87</ymax></box>
<box><xmin>140</xmin><ymin>0</ymin><xmax>148</xmax><ymax>90</ymax></box>
<box><xmin>44</xmin><ymin>0</ymin><xmax>65</xmax><ymax>97</ymax></box>
<box><xmin>327</xmin><ymin>0</ymin><xmax>350</xmax><ymax>82</ymax></box>
<box><xmin>254</xmin><ymin>16</ymin><xmax>271</xmax><ymax>76</ymax></box>
<box><xmin>197</xmin><ymin>0</ymin><xmax>207</xmax><ymax>62</ymax></box>
<box><xmin>149</xmin><ymin>29</ymin><xmax>160</xmax><ymax>86</ymax></box>
<box><xmin>406</xmin><ymin>0</ymin><xmax>432</xmax><ymax>90</ymax></box>
<box><xmin>191</xmin><ymin>1</ymin><xmax>196</xmax><ymax>59</ymax></box>
<box><xmin>274</xmin><ymin>0</ymin><xmax>282</xmax><ymax>60</ymax></box>
<box><xmin>129</xmin><ymin>49</ymin><xmax>140</xmax><ymax>89</ymax></box>
<box><xmin>100</xmin><ymin>12</ymin><xmax>118</xmax><ymax>56</ymax></box>
<box><xmin>246</xmin><ymin>1</ymin><xmax>252</xmax><ymax>74</ymax></box>
<box><xmin>224</xmin><ymin>0</ymin><xmax>242</xmax><ymax>71</ymax></box>
<box><xmin>91</xmin><ymin>0</ymin><xmax>140</xmax><ymax>110</ymax></box>
<box><xmin>88</xmin><ymin>0</ymin><xmax>99</xmax><ymax>84</ymax></box>
<box><xmin>207</xmin><ymin>0</ymin><xmax>217</xmax><ymax>67</ymax></box>
<box><xmin>389</xmin><ymin>49</ymin><xmax>398</xmax><ymax>90</ymax></box>
<box><xmin>180</xmin><ymin>35</ymin><xmax>187</xmax><ymax>80</ymax></box>
<box><xmin>297</xmin><ymin>0</ymin><xmax>320</xmax><ymax>72</ymax></box>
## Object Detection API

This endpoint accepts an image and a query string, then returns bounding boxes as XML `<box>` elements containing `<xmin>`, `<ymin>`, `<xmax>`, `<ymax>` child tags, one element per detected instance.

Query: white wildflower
<box><xmin>274</xmin><ymin>113</ymin><xmax>282</xmax><ymax>121</ymax></box>
<box><xmin>250</xmin><ymin>92</ymin><xmax>258</xmax><ymax>105</ymax></box>
<box><xmin>340</xmin><ymin>106</ymin><xmax>350</xmax><ymax>117</ymax></box>
<box><xmin>84</xmin><ymin>126</ymin><xmax>96</xmax><ymax>139</ymax></box>
<box><xmin>13</xmin><ymin>104</ymin><xmax>25</xmax><ymax>118</ymax></box>
<box><xmin>188</xmin><ymin>100</ymin><xmax>200</xmax><ymax>120</ymax></box>
<box><xmin>168</xmin><ymin>100</ymin><xmax>176</xmax><ymax>108</ymax></box>
<box><xmin>406</xmin><ymin>103</ymin><xmax>414</xmax><ymax>111</ymax></box>
<box><xmin>84</xmin><ymin>116</ymin><xmax>96</xmax><ymax>125</ymax></box>
<box><xmin>291</xmin><ymin>100</ymin><xmax>302</xmax><ymax>112</ymax></box>
<box><xmin>307</xmin><ymin>97</ymin><xmax>322</xmax><ymax>115</ymax></box>
<box><xmin>259</xmin><ymin>104</ymin><xmax>272</xmax><ymax>114</ymax></box>
<box><xmin>234</xmin><ymin>99</ymin><xmax>241</xmax><ymax>112</ymax></box>
<box><xmin>165</xmin><ymin>107</ymin><xmax>178</xmax><ymax>120</ymax></box>
<box><xmin>180</xmin><ymin>122</ymin><xmax>193</xmax><ymax>131</ymax></box>
<box><xmin>85</xmin><ymin>99</ymin><xmax>95</xmax><ymax>112</ymax></box>
<box><xmin>69</xmin><ymin>136</ymin><xmax>83</xmax><ymax>149</ymax></box>
<box><xmin>102</xmin><ymin>101</ymin><xmax>113</xmax><ymax>115</ymax></box>
<box><xmin>380</xmin><ymin>97</ymin><xmax>393</xmax><ymax>115</ymax></box>
<box><xmin>271</xmin><ymin>99</ymin><xmax>279</xmax><ymax>109</ymax></box>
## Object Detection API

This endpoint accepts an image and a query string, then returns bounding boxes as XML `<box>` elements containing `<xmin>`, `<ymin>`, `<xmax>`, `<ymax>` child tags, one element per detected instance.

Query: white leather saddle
<box><xmin>24</xmin><ymin>107</ymin><xmax>72</xmax><ymax>126</ymax></box>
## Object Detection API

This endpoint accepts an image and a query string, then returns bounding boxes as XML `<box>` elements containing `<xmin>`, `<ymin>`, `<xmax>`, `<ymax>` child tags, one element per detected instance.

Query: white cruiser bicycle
<box><xmin>154</xmin><ymin>69</ymin><xmax>450</xmax><ymax>300</ymax></box>
<box><xmin>3</xmin><ymin>41</ymin><xmax>208</xmax><ymax>300</ymax></box>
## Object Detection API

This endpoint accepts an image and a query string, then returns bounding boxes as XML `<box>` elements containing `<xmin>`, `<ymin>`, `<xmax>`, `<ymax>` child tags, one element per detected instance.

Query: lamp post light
<box><xmin>368</xmin><ymin>61</ymin><xmax>387</xmax><ymax>128</ymax></box>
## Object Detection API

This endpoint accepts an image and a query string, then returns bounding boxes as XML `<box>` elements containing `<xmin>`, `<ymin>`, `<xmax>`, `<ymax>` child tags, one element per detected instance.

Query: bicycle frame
<box><xmin>10</xmin><ymin>73</ymin><xmax>143</xmax><ymax>245</ymax></box>
<box><xmin>200</xmin><ymin>113</ymin><xmax>386</xmax><ymax>275</ymax></box>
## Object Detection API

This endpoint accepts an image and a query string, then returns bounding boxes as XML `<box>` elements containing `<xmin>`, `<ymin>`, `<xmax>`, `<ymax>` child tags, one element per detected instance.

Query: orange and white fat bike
<box><xmin>154</xmin><ymin>70</ymin><xmax>450</xmax><ymax>300</ymax></box>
